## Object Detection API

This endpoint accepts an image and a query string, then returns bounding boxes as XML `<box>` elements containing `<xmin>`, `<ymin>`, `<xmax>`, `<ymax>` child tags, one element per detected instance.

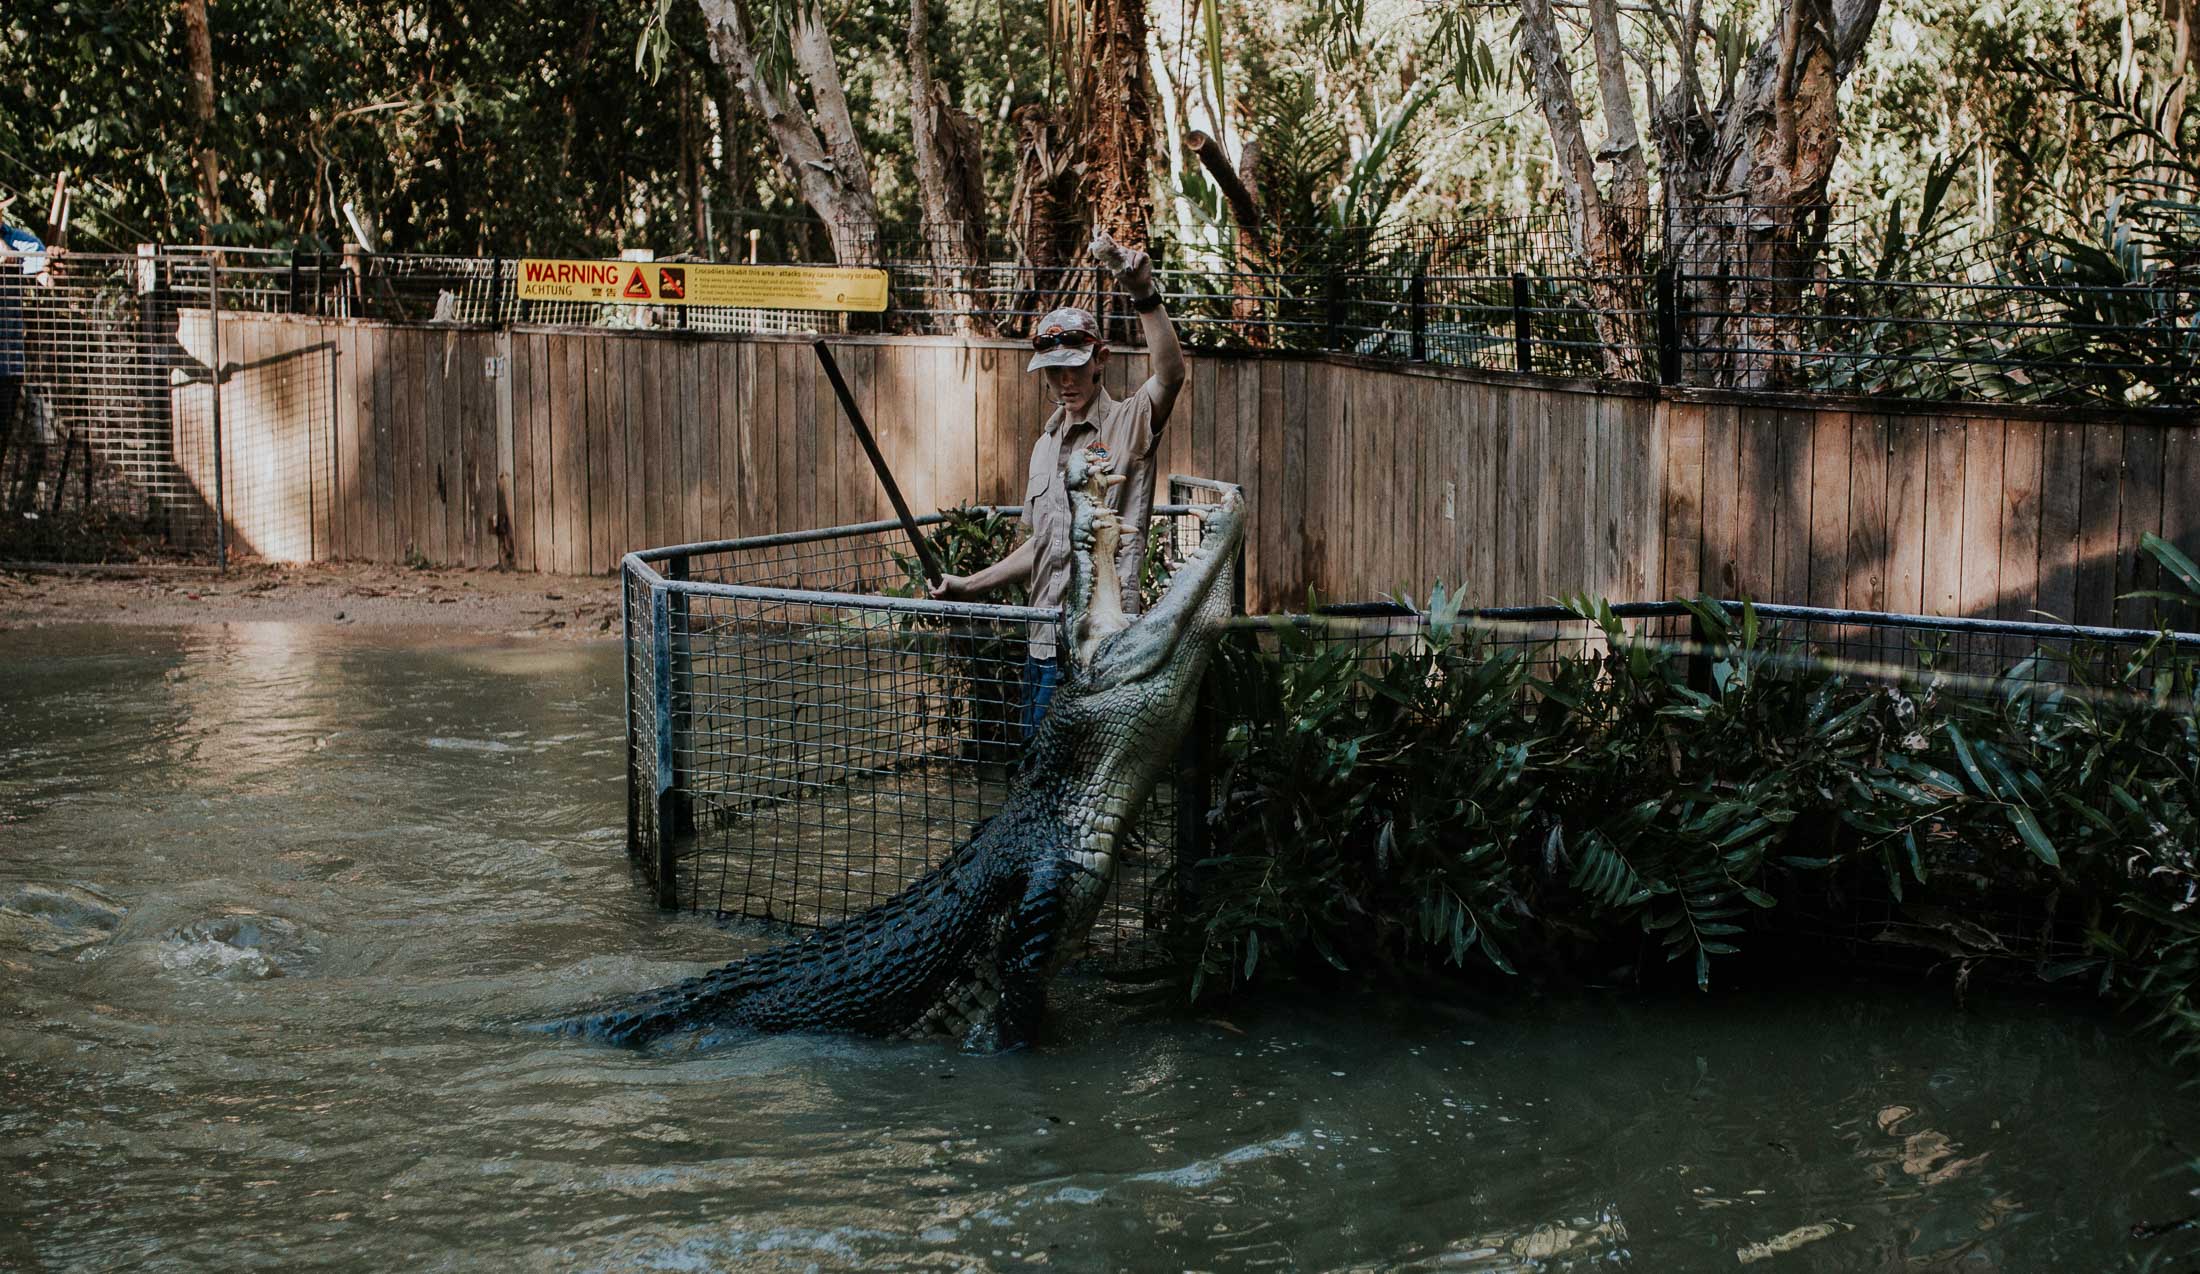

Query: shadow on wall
<box><xmin>1683</xmin><ymin>406</ymin><xmax>2199</xmax><ymax>632</ymax></box>
<box><xmin>171</xmin><ymin>311</ymin><xmax>337</xmax><ymax>563</ymax></box>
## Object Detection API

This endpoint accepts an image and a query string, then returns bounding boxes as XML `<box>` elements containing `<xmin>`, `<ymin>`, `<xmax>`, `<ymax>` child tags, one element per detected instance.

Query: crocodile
<box><xmin>561</xmin><ymin>449</ymin><xmax>1244</xmax><ymax>1050</ymax></box>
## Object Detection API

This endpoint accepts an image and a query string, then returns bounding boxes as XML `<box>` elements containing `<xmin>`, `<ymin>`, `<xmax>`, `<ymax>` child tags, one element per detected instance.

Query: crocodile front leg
<box><xmin>993</xmin><ymin>856</ymin><xmax>1093</xmax><ymax>1049</ymax></box>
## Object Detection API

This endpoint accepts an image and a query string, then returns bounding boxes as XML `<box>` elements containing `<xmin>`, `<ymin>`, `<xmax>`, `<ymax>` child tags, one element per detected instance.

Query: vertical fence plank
<box><xmin>465</xmin><ymin>330</ymin><xmax>489</xmax><ymax>567</ymax></box>
<box><xmin>2161</xmin><ymin>425</ymin><xmax>2200</xmax><ymax>616</ymax></box>
<box><xmin>1280</xmin><ymin>358</ymin><xmax>1310</xmax><ymax>600</ymax></box>
<box><xmin>1957</xmin><ymin>417</ymin><xmax>2006</xmax><ymax>620</ymax></box>
<box><xmin>330</xmin><ymin>324</ymin><xmax>358</xmax><ymax>557</ymax></box>
<box><xmin>1256</xmin><ymin>359</ymin><xmax>1286</xmax><ymax>611</ymax></box>
<box><xmin>422</xmin><ymin>329</ymin><xmax>452</xmax><ymax>564</ymax></box>
<box><xmin>597</xmin><ymin>334</ymin><xmax>627</xmax><ymax>569</ymax></box>
<box><xmin>529</xmin><ymin>332</ymin><xmax>556</xmax><ymax>572</ymax></box>
<box><xmin>1660</xmin><ymin>401</ymin><xmax>1705</xmax><ymax>601</ymax></box>
<box><xmin>2073</xmin><ymin>421</ymin><xmax>2125</xmax><ymax>626</ymax></box>
<box><xmin>1998</xmin><ymin>419</ymin><xmax>2045</xmax><ymax>627</ymax></box>
<box><xmin>559</xmin><ymin>334</ymin><xmax>592</xmax><ymax>574</ymax></box>
<box><xmin>1921</xmin><ymin>417</ymin><xmax>1967</xmax><ymax>615</ymax></box>
<box><xmin>1768</xmin><ymin>409</ymin><xmax>1814</xmax><ymax>605</ymax></box>
<box><xmin>616</xmin><ymin>337</ymin><xmax>644</xmax><ymax>558</ymax></box>
<box><xmin>1883</xmin><ymin>412</ymin><xmax>1929</xmax><ymax>614</ymax></box>
<box><xmin>460</xmin><ymin>331</ymin><xmax>485</xmax><ymax>565</ymax></box>
<box><xmin>311</xmin><ymin>322</ymin><xmax>336</xmax><ymax>560</ymax></box>
<box><xmin>1631</xmin><ymin>396</ymin><xmax>1667</xmax><ymax>600</ymax></box>
<box><xmin>708</xmin><ymin>341</ymin><xmax>738</xmax><ymax>541</ymax></box>
<box><xmin>681</xmin><ymin>338</ymin><xmax>708</xmax><ymax>547</ymax></box>
<box><xmin>453</xmin><ymin>334</ymin><xmax>479</xmax><ymax>563</ymax></box>
<box><xmin>831</xmin><ymin>341</ymin><xmax>866</xmax><ymax>525</ymax></box>
<box><xmin>1729</xmin><ymin>405</ymin><xmax>1776</xmax><ymax>601</ymax></box>
<box><xmin>734</xmin><ymin>343</ymin><xmax>761</xmax><ymax>539</ymax></box>
<box><xmin>509</xmin><ymin>333</ymin><xmax>536</xmax><ymax>572</ymax></box>
<box><xmin>1800</xmin><ymin>411</ymin><xmax>1849</xmax><ymax>610</ymax></box>
<box><xmin>2035</xmin><ymin>420</ymin><xmax>2083</xmax><ymax>626</ymax></box>
<box><xmin>1295</xmin><ymin>359</ymin><xmax>1329</xmax><ymax>595</ymax></box>
<box><xmin>391</xmin><ymin>327</ymin><xmax>423</xmax><ymax>563</ymax></box>
<box><xmin>1698</xmin><ymin>405</ymin><xmax>1741</xmax><ymax>597</ymax></box>
<box><xmin>2115</xmin><ymin>423</ymin><xmax>2165</xmax><ymax>628</ymax></box>
<box><xmin>979</xmin><ymin>347</ymin><xmax>1014</xmax><ymax>505</ymax></box>
<box><xmin>650</xmin><ymin>339</ymin><xmax>680</xmax><ymax>553</ymax></box>
<box><xmin>783</xmin><ymin>343</ymin><xmax>816</xmax><ymax>539</ymax></box>
<box><xmin>1844</xmin><ymin>412</ymin><xmax>1888</xmax><ymax>613</ymax></box>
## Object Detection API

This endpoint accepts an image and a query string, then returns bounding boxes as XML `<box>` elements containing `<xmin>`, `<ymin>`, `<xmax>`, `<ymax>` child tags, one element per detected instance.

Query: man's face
<box><xmin>1044</xmin><ymin>348</ymin><xmax>1106</xmax><ymax>414</ymax></box>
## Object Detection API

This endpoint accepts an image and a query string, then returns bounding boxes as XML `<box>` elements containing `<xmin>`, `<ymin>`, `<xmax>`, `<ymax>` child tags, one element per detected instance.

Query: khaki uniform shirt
<box><xmin>1021</xmin><ymin>384</ymin><xmax>1161</xmax><ymax>658</ymax></box>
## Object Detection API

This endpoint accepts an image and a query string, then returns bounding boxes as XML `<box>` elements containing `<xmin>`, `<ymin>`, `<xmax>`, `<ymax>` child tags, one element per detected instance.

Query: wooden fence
<box><xmin>186</xmin><ymin>314</ymin><xmax>2199</xmax><ymax>627</ymax></box>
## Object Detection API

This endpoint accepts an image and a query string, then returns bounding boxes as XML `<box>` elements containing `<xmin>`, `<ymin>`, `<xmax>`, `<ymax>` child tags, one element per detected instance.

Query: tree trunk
<box><xmin>694</xmin><ymin>0</ymin><xmax>879</xmax><ymax>263</ymax></box>
<box><xmin>909</xmin><ymin>0</ymin><xmax>991</xmax><ymax>333</ymax></box>
<box><xmin>681</xmin><ymin>81</ymin><xmax>709</xmax><ymax>255</ymax></box>
<box><xmin>1184</xmin><ymin>131</ymin><xmax>1271</xmax><ymax>344</ymax></box>
<box><xmin>180</xmin><ymin>0</ymin><xmax>221</xmax><ymax>241</ymax></box>
<box><xmin>1008</xmin><ymin>105</ymin><xmax>1088</xmax><ymax>321</ymax></box>
<box><xmin>1652</xmin><ymin>0</ymin><xmax>1881</xmax><ymax>388</ymax></box>
<box><xmin>1077</xmin><ymin>0</ymin><xmax>1156</xmax><ymax>249</ymax></box>
<box><xmin>706</xmin><ymin>68</ymin><xmax>746</xmax><ymax>239</ymax></box>
<box><xmin>1514</xmin><ymin>0</ymin><xmax>1650</xmax><ymax>377</ymax></box>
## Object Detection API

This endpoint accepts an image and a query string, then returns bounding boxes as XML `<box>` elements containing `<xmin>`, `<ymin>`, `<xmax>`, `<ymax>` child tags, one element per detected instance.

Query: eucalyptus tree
<box><xmin>690</xmin><ymin>0</ymin><xmax>882</xmax><ymax>263</ymax></box>
<box><xmin>1502</xmin><ymin>0</ymin><xmax>1880</xmax><ymax>385</ymax></box>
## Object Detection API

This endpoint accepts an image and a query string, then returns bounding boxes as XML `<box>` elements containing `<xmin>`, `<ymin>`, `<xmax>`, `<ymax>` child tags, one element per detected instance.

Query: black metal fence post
<box><xmin>1655</xmin><ymin>266</ymin><xmax>1682</xmax><ymax>385</ymax></box>
<box><xmin>1409</xmin><ymin>257</ymin><xmax>1429</xmax><ymax>362</ymax></box>
<box><xmin>489</xmin><ymin>256</ymin><xmax>505</xmax><ymax>325</ymax></box>
<box><xmin>1511</xmin><ymin>271</ymin><xmax>1533</xmax><ymax>373</ymax></box>
<box><xmin>1325</xmin><ymin>263</ymin><xmax>1346</xmax><ymax>351</ymax></box>
<box><xmin>623</xmin><ymin>567</ymin><xmax>643</xmax><ymax>869</ymax></box>
<box><xmin>667</xmin><ymin>554</ymin><xmax>697</xmax><ymax>833</ymax></box>
<box><xmin>208</xmin><ymin>255</ymin><xmax>227</xmax><ymax>572</ymax></box>
<box><xmin>649</xmin><ymin>577</ymin><xmax>687</xmax><ymax>910</ymax></box>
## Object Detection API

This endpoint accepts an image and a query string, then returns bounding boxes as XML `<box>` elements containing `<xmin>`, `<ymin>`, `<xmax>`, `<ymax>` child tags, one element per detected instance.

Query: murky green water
<box><xmin>4</xmin><ymin>623</ymin><xmax>2196</xmax><ymax>1272</ymax></box>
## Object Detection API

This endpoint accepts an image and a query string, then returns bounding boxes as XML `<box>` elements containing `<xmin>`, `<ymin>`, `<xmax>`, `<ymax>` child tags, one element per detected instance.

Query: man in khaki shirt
<box><xmin>931</xmin><ymin>230</ymin><xmax>1188</xmax><ymax>736</ymax></box>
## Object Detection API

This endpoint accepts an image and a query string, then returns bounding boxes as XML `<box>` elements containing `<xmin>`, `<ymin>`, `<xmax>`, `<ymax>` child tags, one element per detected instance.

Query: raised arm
<box><xmin>1092</xmin><ymin>231</ymin><xmax>1186</xmax><ymax>426</ymax></box>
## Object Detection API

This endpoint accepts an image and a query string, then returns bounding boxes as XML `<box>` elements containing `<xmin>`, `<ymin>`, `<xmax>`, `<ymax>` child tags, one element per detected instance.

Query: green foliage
<box><xmin>883</xmin><ymin>504</ymin><xmax>1026</xmax><ymax>763</ymax></box>
<box><xmin>1178</xmin><ymin>589</ymin><xmax>2200</xmax><ymax>1074</ymax></box>
<box><xmin>1797</xmin><ymin>52</ymin><xmax>2199</xmax><ymax>407</ymax></box>
<box><xmin>888</xmin><ymin>502</ymin><xmax>1025</xmax><ymax>601</ymax></box>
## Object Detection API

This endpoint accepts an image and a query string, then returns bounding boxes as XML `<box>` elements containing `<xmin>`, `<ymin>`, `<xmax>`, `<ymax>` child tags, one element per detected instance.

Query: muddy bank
<box><xmin>0</xmin><ymin>560</ymin><xmax>621</xmax><ymax>637</ymax></box>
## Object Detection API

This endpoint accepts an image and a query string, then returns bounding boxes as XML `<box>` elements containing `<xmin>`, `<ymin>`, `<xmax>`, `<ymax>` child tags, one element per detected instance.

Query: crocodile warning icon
<box><xmin>622</xmin><ymin>266</ymin><xmax>652</xmax><ymax>300</ymax></box>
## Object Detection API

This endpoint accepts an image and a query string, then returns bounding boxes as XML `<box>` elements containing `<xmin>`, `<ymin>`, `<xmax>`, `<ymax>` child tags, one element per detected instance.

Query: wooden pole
<box><xmin>811</xmin><ymin>338</ymin><xmax>943</xmax><ymax>585</ymax></box>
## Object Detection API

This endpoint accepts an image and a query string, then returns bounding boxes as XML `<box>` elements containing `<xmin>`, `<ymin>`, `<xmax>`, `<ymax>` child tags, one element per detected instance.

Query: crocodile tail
<box><xmin>545</xmin><ymin>959</ymin><xmax>784</xmax><ymax>1047</ymax></box>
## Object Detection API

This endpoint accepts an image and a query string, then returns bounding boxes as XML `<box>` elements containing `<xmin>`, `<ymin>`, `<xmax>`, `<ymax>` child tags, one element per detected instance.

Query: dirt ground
<box><xmin>0</xmin><ymin>559</ymin><xmax>624</xmax><ymax>637</ymax></box>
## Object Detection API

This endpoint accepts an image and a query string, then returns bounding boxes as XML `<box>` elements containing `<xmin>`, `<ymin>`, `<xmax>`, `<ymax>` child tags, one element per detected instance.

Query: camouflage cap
<box><xmin>1026</xmin><ymin>307</ymin><xmax>1104</xmax><ymax>372</ymax></box>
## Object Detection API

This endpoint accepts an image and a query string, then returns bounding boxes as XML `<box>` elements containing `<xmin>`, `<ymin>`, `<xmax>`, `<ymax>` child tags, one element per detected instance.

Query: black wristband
<box><xmin>1131</xmin><ymin>291</ymin><xmax>1164</xmax><ymax>313</ymax></box>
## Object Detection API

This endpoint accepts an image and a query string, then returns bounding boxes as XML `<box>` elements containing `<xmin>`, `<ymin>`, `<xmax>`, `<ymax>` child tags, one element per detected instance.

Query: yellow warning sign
<box><xmin>516</xmin><ymin>259</ymin><xmax>889</xmax><ymax>312</ymax></box>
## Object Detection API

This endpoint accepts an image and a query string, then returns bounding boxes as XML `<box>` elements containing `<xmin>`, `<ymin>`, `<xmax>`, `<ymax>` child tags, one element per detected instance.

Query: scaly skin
<box><xmin>563</xmin><ymin>452</ymin><xmax>1245</xmax><ymax>1050</ymax></box>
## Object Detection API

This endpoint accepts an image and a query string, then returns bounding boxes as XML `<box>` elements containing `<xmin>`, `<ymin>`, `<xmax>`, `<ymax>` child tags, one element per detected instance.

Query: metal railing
<box><xmin>230</xmin><ymin>208</ymin><xmax>2195</xmax><ymax>407</ymax></box>
<box><xmin>620</xmin><ymin>500</ymin><xmax>2199</xmax><ymax>973</ymax></box>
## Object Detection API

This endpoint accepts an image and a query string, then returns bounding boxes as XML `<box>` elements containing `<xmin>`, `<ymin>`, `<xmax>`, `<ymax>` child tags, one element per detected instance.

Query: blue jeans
<box><xmin>1020</xmin><ymin>656</ymin><xmax>1062</xmax><ymax>741</ymax></box>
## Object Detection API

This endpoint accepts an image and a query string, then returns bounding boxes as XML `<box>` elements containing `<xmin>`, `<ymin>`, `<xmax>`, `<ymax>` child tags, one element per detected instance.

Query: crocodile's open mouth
<box><xmin>1062</xmin><ymin>448</ymin><xmax>1244</xmax><ymax>687</ymax></box>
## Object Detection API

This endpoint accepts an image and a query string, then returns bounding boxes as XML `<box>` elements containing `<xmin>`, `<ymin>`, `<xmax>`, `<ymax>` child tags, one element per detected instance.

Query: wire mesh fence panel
<box><xmin>0</xmin><ymin>250</ymin><xmax>226</xmax><ymax>551</ymax></box>
<box><xmin>622</xmin><ymin>503</ymin><xmax>1218</xmax><ymax>963</ymax></box>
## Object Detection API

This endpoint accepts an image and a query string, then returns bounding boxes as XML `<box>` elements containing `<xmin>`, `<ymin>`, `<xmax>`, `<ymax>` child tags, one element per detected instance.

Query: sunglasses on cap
<box><xmin>1030</xmin><ymin>329</ymin><xmax>1098</xmax><ymax>354</ymax></box>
